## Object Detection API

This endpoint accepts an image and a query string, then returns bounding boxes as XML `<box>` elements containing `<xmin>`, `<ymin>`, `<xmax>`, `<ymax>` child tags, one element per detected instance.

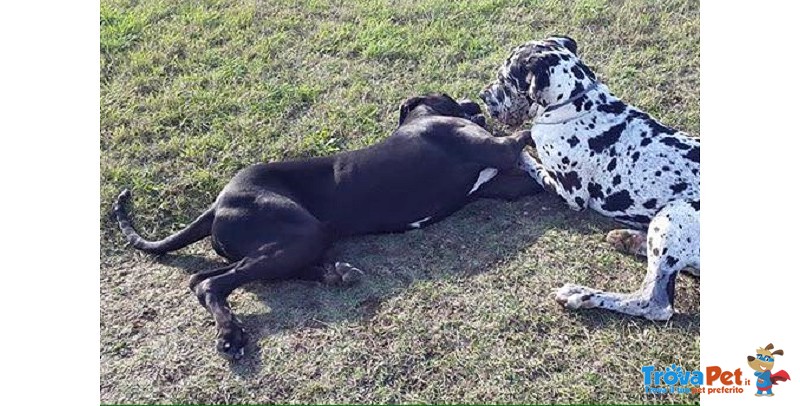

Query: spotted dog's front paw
<box><xmin>642</xmin><ymin>304</ymin><xmax>674</xmax><ymax>321</ymax></box>
<box><xmin>553</xmin><ymin>283</ymin><xmax>601</xmax><ymax>309</ymax></box>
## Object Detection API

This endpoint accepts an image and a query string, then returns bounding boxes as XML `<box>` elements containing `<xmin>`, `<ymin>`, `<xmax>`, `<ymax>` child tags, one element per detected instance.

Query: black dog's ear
<box><xmin>399</xmin><ymin>96</ymin><xmax>425</xmax><ymax>126</ymax></box>
<box><xmin>457</xmin><ymin>99</ymin><xmax>482</xmax><ymax>116</ymax></box>
<box><xmin>467</xmin><ymin>114</ymin><xmax>486</xmax><ymax>128</ymax></box>
<box><xmin>549</xmin><ymin>35</ymin><xmax>578</xmax><ymax>54</ymax></box>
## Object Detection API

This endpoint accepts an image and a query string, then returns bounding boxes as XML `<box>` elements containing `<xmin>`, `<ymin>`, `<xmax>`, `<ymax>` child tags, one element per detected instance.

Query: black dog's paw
<box><xmin>216</xmin><ymin>323</ymin><xmax>247</xmax><ymax>361</ymax></box>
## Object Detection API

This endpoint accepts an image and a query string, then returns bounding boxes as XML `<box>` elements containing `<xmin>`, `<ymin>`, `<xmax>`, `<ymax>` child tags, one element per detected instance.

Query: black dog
<box><xmin>114</xmin><ymin>94</ymin><xmax>541</xmax><ymax>359</ymax></box>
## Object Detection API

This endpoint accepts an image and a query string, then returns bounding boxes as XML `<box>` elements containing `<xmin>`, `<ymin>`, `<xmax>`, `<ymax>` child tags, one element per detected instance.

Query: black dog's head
<box><xmin>398</xmin><ymin>93</ymin><xmax>487</xmax><ymax>128</ymax></box>
<box><xmin>479</xmin><ymin>36</ymin><xmax>597</xmax><ymax>127</ymax></box>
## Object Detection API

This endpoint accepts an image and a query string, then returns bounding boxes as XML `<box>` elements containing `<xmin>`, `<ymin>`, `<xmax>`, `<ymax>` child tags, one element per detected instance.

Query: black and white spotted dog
<box><xmin>480</xmin><ymin>36</ymin><xmax>699</xmax><ymax>321</ymax></box>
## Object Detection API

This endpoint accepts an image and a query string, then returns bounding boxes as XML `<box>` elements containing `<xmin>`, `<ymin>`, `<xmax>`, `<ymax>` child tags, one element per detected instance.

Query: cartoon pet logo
<box><xmin>747</xmin><ymin>343</ymin><xmax>791</xmax><ymax>396</ymax></box>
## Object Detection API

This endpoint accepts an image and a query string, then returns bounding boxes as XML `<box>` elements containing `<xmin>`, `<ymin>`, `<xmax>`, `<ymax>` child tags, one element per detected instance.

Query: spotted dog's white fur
<box><xmin>480</xmin><ymin>36</ymin><xmax>700</xmax><ymax>321</ymax></box>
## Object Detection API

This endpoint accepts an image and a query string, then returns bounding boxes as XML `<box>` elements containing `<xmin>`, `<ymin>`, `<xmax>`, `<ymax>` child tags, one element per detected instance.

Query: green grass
<box><xmin>100</xmin><ymin>0</ymin><xmax>699</xmax><ymax>403</ymax></box>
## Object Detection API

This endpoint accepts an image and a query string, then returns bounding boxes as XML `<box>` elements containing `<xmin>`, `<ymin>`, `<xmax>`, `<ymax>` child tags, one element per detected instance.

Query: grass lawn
<box><xmin>100</xmin><ymin>0</ymin><xmax>699</xmax><ymax>403</ymax></box>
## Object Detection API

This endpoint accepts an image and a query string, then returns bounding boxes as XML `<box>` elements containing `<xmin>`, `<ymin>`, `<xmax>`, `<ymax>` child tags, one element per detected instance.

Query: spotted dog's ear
<box><xmin>772</xmin><ymin>349</ymin><xmax>784</xmax><ymax>356</ymax></box>
<box><xmin>509</xmin><ymin>54</ymin><xmax>555</xmax><ymax>107</ymax></box>
<box><xmin>399</xmin><ymin>96</ymin><xmax>425</xmax><ymax>126</ymax></box>
<box><xmin>548</xmin><ymin>35</ymin><xmax>578</xmax><ymax>54</ymax></box>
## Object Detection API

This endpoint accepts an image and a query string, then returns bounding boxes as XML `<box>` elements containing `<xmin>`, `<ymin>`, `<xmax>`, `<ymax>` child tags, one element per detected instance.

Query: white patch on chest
<box><xmin>468</xmin><ymin>167</ymin><xmax>499</xmax><ymax>195</ymax></box>
<box><xmin>409</xmin><ymin>216</ymin><xmax>432</xmax><ymax>229</ymax></box>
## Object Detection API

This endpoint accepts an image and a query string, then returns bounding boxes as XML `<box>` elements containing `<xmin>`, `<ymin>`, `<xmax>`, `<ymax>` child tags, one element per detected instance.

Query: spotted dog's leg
<box><xmin>554</xmin><ymin>200</ymin><xmax>700</xmax><ymax>320</ymax></box>
<box><xmin>606</xmin><ymin>229</ymin><xmax>700</xmax><ymax>276</ymax></box>
<box><xmin>518</xmin><ymin>150</ymin><xmax>585</xmax><ymax>211</ymax></box>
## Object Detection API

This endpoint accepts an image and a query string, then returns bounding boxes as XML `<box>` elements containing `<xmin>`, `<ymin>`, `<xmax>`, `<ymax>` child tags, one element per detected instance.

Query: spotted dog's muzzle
<box><xmin>479</xmin><ymin>81</ymin><xmax>535</xmax><ymax>128</ymax></box>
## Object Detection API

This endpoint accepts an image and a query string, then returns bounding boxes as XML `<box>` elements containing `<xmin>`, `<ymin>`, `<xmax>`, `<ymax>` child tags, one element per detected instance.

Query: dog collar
<box><xmin>534</xmin><ymin>81</ymin><xmax>599</xmax><ymax>125</ymax></box>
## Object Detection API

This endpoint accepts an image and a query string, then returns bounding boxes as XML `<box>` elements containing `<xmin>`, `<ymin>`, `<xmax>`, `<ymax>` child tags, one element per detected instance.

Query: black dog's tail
<box><xmin>113</xmin><ymin>189</ymin><xmax>214</xmax><ymax>255</ymax></box>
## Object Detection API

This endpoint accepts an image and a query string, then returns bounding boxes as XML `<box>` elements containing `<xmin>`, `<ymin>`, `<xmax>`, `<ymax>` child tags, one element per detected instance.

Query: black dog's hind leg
<box><xmin>114</xmin><ymin>189</ymin><xmax>214</xmax><ymax>255</ymax></box>
<box><xmin>193</xmin><ymin>224</ymin><xmax>329</xmax><ymax>359</ymax></box>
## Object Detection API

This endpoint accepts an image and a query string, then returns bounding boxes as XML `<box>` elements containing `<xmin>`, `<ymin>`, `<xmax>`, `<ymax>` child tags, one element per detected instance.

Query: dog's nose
<box><xmin>747</xmin><ymin>356</ymin><xmax>755</xmax><ymax>361</ymax></box>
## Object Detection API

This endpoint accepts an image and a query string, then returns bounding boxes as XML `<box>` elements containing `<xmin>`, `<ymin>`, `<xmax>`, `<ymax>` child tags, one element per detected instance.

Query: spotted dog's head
<box><xmin>398</xmin><ymin>93</ymin><xmax>487</xmax><ymax>128</ymax></box>
<box><xmin>747</xmin><ymin>343</ymin><xmax>784</xmax><ymax>373</ymax></box>
<box><xmin>480</xmin><ymin>36</ymin><xmax>596</xmax><ymax>127</ymax></box>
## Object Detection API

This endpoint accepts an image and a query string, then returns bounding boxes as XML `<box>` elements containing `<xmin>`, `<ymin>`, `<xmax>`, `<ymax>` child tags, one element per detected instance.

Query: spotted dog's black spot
<box><xmin>671</xmin><ymin>182</ymin><xmax>688</xmax><ymax>194</ymax></box>
<box><xmin>575</xmin><ymin>196</ymin><xmax>585</xmax><ymax>207</ymax></box>
<box><xmin>568</xmin><ymin>82</ymin><xmax>585</xmax><ymax>99</ymax></box>
<box><xmin>690</xmin><ymin>200</ymin><xmax>700</xmax><ymax>211</ymax></box>
<box><xmin>665</xmin><ymin>256</ymin><xmax>679</xmax><ymax>268</ymax></box>
<box><xmin>602</xmin><ymin>190</ymin><xmax>633</xmax><ymax>212</ymax></box>
<box><xmin>588</xmin><ymin>182</ymin><xmax>604</xmax><ymax>199</ymax></box>
<box><xmin>567</xmin><ymin>136</ymin><xmax>580</xmax><ymax>147</ymax></box>
<box><xmin>643</xmin><ymin>198</ymin><xmax>658</xmax><ymax>209</ymax></box>
<box><xmin>655</xmin><ymin>171</ymin><xmax>662</xmax><ymax>177</ymax></box>
<box><xmin>584</xmin><ymin>100</ymin><xmax>593</xmax><ymax>111</ymax></box>
<box><xmin>557</xmin><ymin>171</ymin><xmax>583</xmax><ymax>192</ymax></box>
<box><xmin>631</xmin><ymin>151</ymin><xmax>640</xmax><ymax>162</ymax></box>
<box><xmin>588</xmin><ymin>122</ymin><xmax>626</xmax><ymax>153</ymax></box>
<box><xmin>616</xmin><ymin>214</ymin><xmax>651</xmax><ymax>224</ymax></box>
<box><xmin>570</xmin><ymin>64</ymin><xmax>585</xmax><ymax>80</ymax></box>
<box><xmin>599</xmin><ymin>93</ymin><xmax>607</xmax><ymax>103</ymax></box>
<box><xmin>576</xmin><ymin>62</ymin><xmax>596</xmax><ymax>80</ymax></box>
<box><xmin>662</xmin><ymin>166</ymin><xmax>670</xmax><ymax>171</ymax></box>
<box><xmin>612</xmin><ymin>175</ymin><xmax>621</xmax><ymax>186</ymax></box>
<box><xmin>660</xmin><ymin>137</ymin><xmax>692</xmax><ymax>150</ymax></box>
<box><xmin>597</xmin><ymin>100</ymin><xmax>626</xmax><ymax>115</ymax></box>
<box><xmin>628</xmin><ymin>110</ymin><xmax>678</xmax><ymax>135</ymax></box>
<box><xmin>666</xmin><ymin>272</ymin><xmax>677</xmax><ymax>306</ymax></box>
<box><xmin>652</xmin><ymin>248</ymin><xmax>659</xmax><ymax>256</ymax></box>
<box><xmin>607</xmin><ymin>158</ymin><xmax>617</xmax><ymax>171</ymax></box>
<box><xmin>640</xmin><ymin>137</ymin><xmax>652</xmax><ymax>147</ymax></box>
<box><xmin>685</xmin><ymin>146</ymin><xmax>700</xmax><ymax>163</ymax></box>
<box><xmin>562</xmin><ymin>156</ymin><xmax>570</xmax><ymax>165</ymax></box>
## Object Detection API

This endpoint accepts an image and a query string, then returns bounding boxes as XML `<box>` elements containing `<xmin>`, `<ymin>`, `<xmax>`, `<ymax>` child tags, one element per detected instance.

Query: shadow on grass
<box><xmin>157</xmin><ymin>192</ymin><xmax>698</xmax><ymax>374</ymax></box>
